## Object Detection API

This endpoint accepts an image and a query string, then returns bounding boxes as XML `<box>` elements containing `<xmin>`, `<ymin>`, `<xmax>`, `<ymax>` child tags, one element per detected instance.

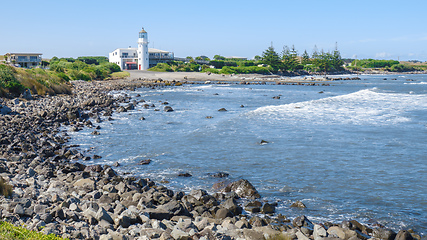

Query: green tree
<box><xmin>332</xmin><ymin>42</ymin><xmax>344</xmax><ymax>71</ymax></box>
<box><xmin>254</xmin><ymin>55</ymin><xmax>262</xmax><ymax>61</ymax></box>
<box><xmin>213</xmin><ymin>55</ymin><xmax>226</xmax><ymax>60</ymax></box>
<box><xmin>302</xmin><ymin>50</ymin><xmax>310</xmax><ymax>65</ymax></box>
<box><xmin>282</xmin><ymin>45</ymin><xmax>299</xmax><ymax>71</ymax></box>
<box><xmin>261</xmin><ymin>46</ymin><xmax>282</xmax><ymax>71</ymax></box>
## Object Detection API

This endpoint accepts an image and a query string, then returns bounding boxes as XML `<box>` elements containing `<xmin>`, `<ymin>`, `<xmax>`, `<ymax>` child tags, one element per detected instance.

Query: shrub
<box><xmin>55</xmin><ymin>72</ymin><xmax>70</xmax><ymax>81</ymax></box>
<box><xmin>101</xmin><ymin>62</ymin><xmax>121</xmax><ymax>73</ymax></box>
<box><xmin>0</xmin><ymin>221</ymin><xmax>69</xmax><ymax>240</ymax></box>
<box><xmin>201</xmin><ymin>68</ymin><xmax>220</xmax><ymax>74</ymax></box>
<box><xmin>0</xmin><ymin>65</ymin><xmax>25</xmax><ymax>94</ymax></box>
<box><xmin>148</xmin><ymin>63</ymin><xmax>173</xmax><ymax>72</ymax></box>
<box><xmin>390</xmin><ymin>64</ymin><xmax>414</xmax><ymax>72</ymax></box>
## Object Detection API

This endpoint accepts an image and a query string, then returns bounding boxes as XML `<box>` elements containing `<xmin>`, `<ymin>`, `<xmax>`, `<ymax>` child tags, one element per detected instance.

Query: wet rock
<box><xmin>208</xmin><ymin>172</ymin><xmax>229</xmax><ymax>178</ymax></box>
<box><xmin>395</xmin><ymin>230</ymin><xmax>414</xmax><ymax>240</ymax></box>
<box><xmin>244</xmin><ymin>201</ymin><xmax>262</xmax><ymax>213</ymax></box>
<box><xmin>261</xmin><ymin>202</ymin><xmax>275</xmax><ymax>214</ymax></box>
<box><xmin>290</xmin><ymin>200</ymin><xmax>307</xmax><ymax>208</ymax></box>
<box><xmin>221</xmin><ymin>178</ymin><xmax>261</xmax><ymax>199</ymax></box>
<box><xmin>293</xmin><ymin>215</ymin><xmax>313</xmax><ymax>228</ymax></box>
<box><xmin>373</xmin><ymin>228</ymin><xmax>397</xmax><ymax>240</ymax></box>
<box><xmin>164</xmin><ymin>106</ymin><xmax>174</xmax><ymax>112</ymax></box>
<box><xmin>178</xmin><ymin>172</ymin><xmax>192</xmax><ymax>177</ymax></box>
<box><xmin>218</xmin><ymin>108</ymin><xmax>227</xmax><ymax>112</ymax></box>
<box><xmin>138</xmin><ymin>159</ymin><xmax>151</xmax><ymax>165</ymax></box>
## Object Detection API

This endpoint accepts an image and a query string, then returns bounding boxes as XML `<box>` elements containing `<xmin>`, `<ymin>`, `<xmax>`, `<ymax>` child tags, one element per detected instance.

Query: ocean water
<box><xmin>68</xmin><ymin>74</ymin><xmax>427</xmax><ymax>234</ymax></box>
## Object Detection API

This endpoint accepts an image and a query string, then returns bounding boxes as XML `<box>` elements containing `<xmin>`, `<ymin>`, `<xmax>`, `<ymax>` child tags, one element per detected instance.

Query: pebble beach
<box><xmin>0</xmin><ymin>73</ymin><xmax>424</xmax><ymax>240</ymax></box>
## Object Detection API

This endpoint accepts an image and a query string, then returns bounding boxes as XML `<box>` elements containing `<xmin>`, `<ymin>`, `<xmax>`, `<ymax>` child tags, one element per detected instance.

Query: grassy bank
<box><xmin>0</xmin><ymin>221</ymin><xmax>68</xmax><ymax>240</ymax></box>
<box><xmin>0</xmin><ymin>61</ymin><xmax>129</xmax><ymax>98</ymax></box>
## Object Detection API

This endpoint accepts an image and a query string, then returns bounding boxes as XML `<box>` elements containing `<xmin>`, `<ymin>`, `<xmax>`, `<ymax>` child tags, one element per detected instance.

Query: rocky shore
<box><xmin>0</xmin><ymin>78</ymin><xmax>423</xmax><ymax>240</ymax></box>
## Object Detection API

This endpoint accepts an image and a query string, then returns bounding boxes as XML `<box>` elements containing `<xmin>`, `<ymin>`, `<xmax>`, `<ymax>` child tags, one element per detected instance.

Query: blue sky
<box><xmin>1</xmin><ymin>0</ymin><xmax>426</xmax><ymax>61</ymax></box>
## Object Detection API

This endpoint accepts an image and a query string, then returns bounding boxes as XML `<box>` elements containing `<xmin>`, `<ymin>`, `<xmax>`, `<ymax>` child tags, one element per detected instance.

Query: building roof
<box><xmin>6</xmin><ymin>53</ymin><xmax>42</xmax><ymax>56</ymax></box>
<box><xmin>226</xmin><ymin>56</ymin><xmax>247</xmax><ymax>60</ymax></box>
<box><xmin>139</xmin><ymin>27</ymin><xmax>147</xmax><ymax>33</ymax></box>
<box><xmin>148</xmin><ymin>48</ymin><xmax>171</xmax><ymax>53</ymax></box>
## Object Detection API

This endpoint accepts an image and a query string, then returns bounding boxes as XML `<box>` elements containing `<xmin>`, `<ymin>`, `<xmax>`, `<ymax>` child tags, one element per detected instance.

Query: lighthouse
<box><xmin>137</xmin><ymin>27</ymin><xmax>149</xmax><ymax>70</ymax></box>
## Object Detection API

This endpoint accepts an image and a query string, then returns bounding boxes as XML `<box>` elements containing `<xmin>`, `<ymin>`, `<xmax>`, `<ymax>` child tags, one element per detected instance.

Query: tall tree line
<box><xmin>261</xmin><ymin>43</ymin><xmax>344</xmax><ymax>73</ymax></box>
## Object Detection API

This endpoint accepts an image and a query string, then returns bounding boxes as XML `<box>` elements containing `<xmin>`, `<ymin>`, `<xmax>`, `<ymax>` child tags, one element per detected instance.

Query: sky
<box><xmin>1</xmin><ymin>0</ymin><xmax>426</xmax><ymax>61</ymax></box>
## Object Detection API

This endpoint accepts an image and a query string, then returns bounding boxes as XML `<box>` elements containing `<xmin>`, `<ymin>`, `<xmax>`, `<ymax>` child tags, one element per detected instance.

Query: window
<box><xmin>17</xmin><ymin>56</ymin><xmax>27</xmax><ymax>61</ymax></box>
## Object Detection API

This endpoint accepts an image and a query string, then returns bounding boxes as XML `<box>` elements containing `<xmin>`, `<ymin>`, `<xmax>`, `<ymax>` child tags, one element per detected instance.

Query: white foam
<box><xmin>249</xmin><ymin>89</ymin><xmax>427</xmax><ymax>126</ymax></box>
<box><xmin>404</xmin><ymin>81</ymin><xmax>427</xmax><ymax>85</ymax></box>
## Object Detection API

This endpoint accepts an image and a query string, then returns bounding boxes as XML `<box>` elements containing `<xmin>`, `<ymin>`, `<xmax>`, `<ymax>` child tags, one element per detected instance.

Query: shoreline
<box><xmin>0</xmin><ymin>78</ymin><xmax>424</xmax><ymax>239</ymax></box>
<box><xmin>125</xmin><ymin>70</ymin><xmax>427</xmax><ymax>85</ymax></box>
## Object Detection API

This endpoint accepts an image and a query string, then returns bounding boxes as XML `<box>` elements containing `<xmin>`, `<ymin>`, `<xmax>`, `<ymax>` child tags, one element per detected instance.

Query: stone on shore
<box><xmin>221</xmin><ymin>178</ymin><xmax>261</xmax><ymax>199</ymax></box>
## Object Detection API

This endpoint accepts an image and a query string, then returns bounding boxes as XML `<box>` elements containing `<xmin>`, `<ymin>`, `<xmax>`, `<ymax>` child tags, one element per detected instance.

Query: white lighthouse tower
<box><xmin>137</xmin><ymin>27</ymin><xmax>149</xmax><ymax>70</ymax></box>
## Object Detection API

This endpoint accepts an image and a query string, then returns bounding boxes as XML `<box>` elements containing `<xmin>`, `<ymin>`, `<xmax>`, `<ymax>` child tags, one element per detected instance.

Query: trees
<box><xmin>261</xmin><ymin>46</ymin><xmax>282</xmax><ymax>71</ymax></box>
<box><xmin>282</xmin><ymin>45</ymin><xmax>300</xmax><ymax>71</ymax></box>
<box><xmin>301</xmin><ymin>50</ymin><xmax>310</xmax><ymax>65</ymax></box>
<box><xmin>213</xmin><ymin>55</ymin><xmax>226</xmax><ymax>60</ymax></box>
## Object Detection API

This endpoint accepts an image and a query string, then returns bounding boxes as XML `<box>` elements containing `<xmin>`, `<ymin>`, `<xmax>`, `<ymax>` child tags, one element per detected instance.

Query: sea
<box><xmin>67</xmin><ymin>74</ymin><xmax>427</xmax><ymax>234</ymax></box>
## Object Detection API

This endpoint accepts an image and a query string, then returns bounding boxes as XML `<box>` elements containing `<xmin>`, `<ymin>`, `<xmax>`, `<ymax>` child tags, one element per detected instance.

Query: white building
<box><xmin>109</xmin><ymin>27</ymin><xmax>174</xmax><ymax>70</ymax></box>
<box><xmin>4</xmin><ymin>53</ymin><xmax>42</xmax><ymax>68</ymax></box>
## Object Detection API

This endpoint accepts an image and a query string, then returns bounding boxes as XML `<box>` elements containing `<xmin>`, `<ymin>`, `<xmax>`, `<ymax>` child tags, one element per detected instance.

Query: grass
<box><xmin>107</xmin><ymin>71</ymin><xmax>130</xmax><ymax>79</ymax></box>
<box><xmin>0</xmin><ymin>222</ymin><xmax>68</xmax><ymax>240</ymax></box>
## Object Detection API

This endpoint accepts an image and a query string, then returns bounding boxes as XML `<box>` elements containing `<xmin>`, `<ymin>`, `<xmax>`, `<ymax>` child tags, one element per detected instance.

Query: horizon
<box><xmin>1</xmin><ymin>0</ymin><xmax>426</xmax><ymax>61</ymax></box>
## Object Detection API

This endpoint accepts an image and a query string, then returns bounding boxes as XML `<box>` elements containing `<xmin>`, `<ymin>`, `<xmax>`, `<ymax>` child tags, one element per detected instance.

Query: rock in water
<box><xmin>178</xmin><ymin>172</ymin><xmax>192</xmax><ymax>177</ymax></box>
<box><xmin>222</xmin><ymin>179</ymin><xmax>261</xmax><ymax>199</ymax></box>
<box><xmin>138</xmin><ymin>159</ymin><xmax>151</xmax><ymax>165</ymax></box>
<box><xmin>218</xmin><ymin>108</ymin><xmax>227</xmax><ymax>112</ymax></box>
<box><xmin>164</xmin><ymin>106</ymin><xmax>174</xmax><ymax>112</ymax></box>
<box><xmin>290</xmin><ymin>200</ymin><xmax>307</xmax><ymax>208</ymax></box>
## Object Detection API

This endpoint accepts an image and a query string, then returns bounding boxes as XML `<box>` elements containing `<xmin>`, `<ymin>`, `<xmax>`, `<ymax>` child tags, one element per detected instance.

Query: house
<box><xmin>109</xmin><ymin>27</ymin><xmax>174</xmax><ymax>70</ymax></box>
<box><xmin>4</xmin><ymin>53</ymin><xmax>42</xmax><ymax>68</ymax></box>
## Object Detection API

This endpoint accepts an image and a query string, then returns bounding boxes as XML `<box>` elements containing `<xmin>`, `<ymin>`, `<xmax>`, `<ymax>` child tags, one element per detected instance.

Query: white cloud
<box><xmin>375</xmin><ymin>52</ymin><xmax>392</xmax><ymax>58</ymax></box>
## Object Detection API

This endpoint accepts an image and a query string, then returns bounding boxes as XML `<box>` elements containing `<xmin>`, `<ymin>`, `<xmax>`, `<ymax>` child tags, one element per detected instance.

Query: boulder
<box><xmin>221</xmin><ymin>179</ymin><xmax>261</xmax><ymax>199</ymax></box>
<box><xmin>0</xmin><ymin>104</ymin><xmax>12</xmax><ymax>115</ymax></box>
<box><xmin>220</xmin><ymin>198</ymin><xmax>242</xmax><ymax>216</ymax></box>
<box><xmin>157</xmin><ymin>200</ymin><xmax>190</xmax><ymax>216</ymax></box>
<box><xmin>244</xmin><ymin>201</ymin><xmax>262</xmax><ymax>213</ymax></box>
<box><xmin>292</xmin><ymin>215</ymin><xmax>313</xmax><ymax>228</ymax></box>
<box><xmin>261</xmin><ymin>203</ymin><xmax>275</xmax><ymax>214</ymax></box>
<box><xmin>290</xmin><ymin>200</ymin><xmax>307</xmax><ymax>208</ymax></box>
<box><xmin>141</xmin><ymin>208</ymin><xmax>172</xmax><ymax>220</ymax></box>
<box><xmin>164</xmin><ymin>106</ymin><xmax>174</xmax><ymax>112</ymax></box>
<box><xmin>95</xmin><ymin>207</ymin><xmax>114</xmax><ymax>224</ymax></box>
<box><xmin>313</xmin><ymin>224</ymin><xmax>328</xmax><ymax>239</ymax></box>
<box><xmin>215</xmin><ymin>208</ymin><xmax>233</xmax><ymax>219</ymax></box>
<box><xmin>373</xmin><ymin>228</ymin><xmax>397</xmax><ymax>240</ymax></box>
<box><xmin>395</xmin><ymin>230</ymin><xmax>414</xmax><ymax>240</ymax></box>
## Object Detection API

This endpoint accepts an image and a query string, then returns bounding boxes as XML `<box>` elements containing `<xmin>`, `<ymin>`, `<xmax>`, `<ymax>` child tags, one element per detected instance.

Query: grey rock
<box><xmin>261</xmin><ymin>202</ymin><xmax>275</xmax><ymax>214</ymax></box>
<box><xmin>221</xmin><ymin>178</ymin><xmax>261</xmax><ymax>199</ymax></box>
<box><xmin>95</xmin><ymin>207</ymin><xmax>114</xmax><ymax>224</ymax></box>
<box><xmin>220</xmin><ymin>198</ymin><xmax>242</xmax><ymax>216</ymax></box>
<box><xmin>395</xmin><ymin>230</ymin><xmax>414</xmax><ymax>240</ymax></box>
